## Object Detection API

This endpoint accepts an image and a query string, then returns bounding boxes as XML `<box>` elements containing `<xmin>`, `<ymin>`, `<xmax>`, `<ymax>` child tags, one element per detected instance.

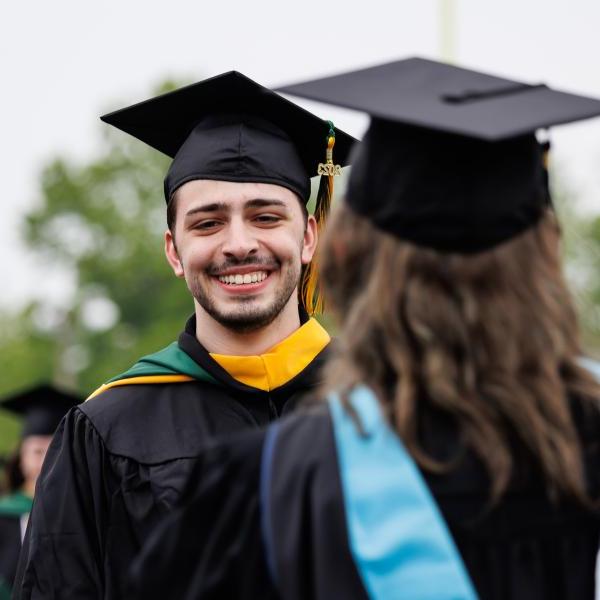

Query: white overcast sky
<box><xmin>3</xmin><ymin>0</ymin><xmax>600</xmax><ymax>309</ymax></box>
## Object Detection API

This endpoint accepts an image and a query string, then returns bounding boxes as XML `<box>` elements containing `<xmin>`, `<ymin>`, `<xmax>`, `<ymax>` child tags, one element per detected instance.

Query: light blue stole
<box><xmin>329</xmin><ymin>386</ymin><xmax>479</xmax><ymax>600</ymax></box>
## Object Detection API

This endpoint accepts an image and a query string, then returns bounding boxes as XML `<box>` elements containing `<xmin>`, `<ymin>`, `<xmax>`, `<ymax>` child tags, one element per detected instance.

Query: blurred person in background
<box><xmin>0</xmin><ymin>385</ymin><xmax>80</xmax><ymax>599</ymax></box>
<box><xmin>13</xmin><ymin>72</ymin><xmax>355</xmax><ymax>599</ymax></box>
<box><xmin>130</xmin><ymin>59</ymin><xmax>600</xmax><ymax>600</ymax></box>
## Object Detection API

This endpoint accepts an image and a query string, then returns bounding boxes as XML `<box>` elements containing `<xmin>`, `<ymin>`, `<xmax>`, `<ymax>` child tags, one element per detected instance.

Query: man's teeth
<box><xmin>218</xmin><ymin>271</ymin><xmax>268</xmax><ymax>285</ymax></box>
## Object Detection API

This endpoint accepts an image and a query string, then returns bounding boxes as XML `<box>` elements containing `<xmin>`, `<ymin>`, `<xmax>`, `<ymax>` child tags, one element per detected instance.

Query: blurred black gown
<box><xmin>0</xmin><ymin>492</ymin><xmax>31</xmax><ymax>598</ymax></box>
<box><xmin>130</xmin><ymin>386</ymin><xmax>600</xmax><ymax>600</ymax></box>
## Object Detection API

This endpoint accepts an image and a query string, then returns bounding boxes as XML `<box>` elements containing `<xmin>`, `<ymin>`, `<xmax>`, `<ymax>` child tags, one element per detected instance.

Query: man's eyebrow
<box><xmin>245</xmin><ymin>198</ymin><xmax>288</xmax><ymax>209</ymax></box>
<box><xmin>184</xmin><ymin>202</ymin><xmax>228</xmax><ymax>217</ymax></box>
<box><xmin>184</xmin><ymin>198</ymin><xmax>289</xmax><ymax>218</ymax></box>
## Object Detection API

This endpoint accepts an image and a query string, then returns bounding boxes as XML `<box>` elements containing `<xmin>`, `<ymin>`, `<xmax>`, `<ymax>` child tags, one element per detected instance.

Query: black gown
<box><xmin>0</xmin><ymin>492</ymin><xmax>32</xmax><ymax>599</ymax></box>
<box><xmin>13</xmin><ymin>314</ymin><xmax>329</xmax><ymax>600</ymax></box>
<box><xmin>0</xmin><ymin>516</ymin><xmax>22</xmax><ymax>598</ymax></box>
<box><xmin>130</xmin><ymin>388</ymin><xmax>600</xmax><ymax>600</ymax></box>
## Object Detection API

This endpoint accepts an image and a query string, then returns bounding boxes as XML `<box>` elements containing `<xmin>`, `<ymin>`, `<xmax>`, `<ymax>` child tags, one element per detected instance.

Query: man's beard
<box><xmin>188</xmin><ymin>257</ymin><xmax>301</xmax><ymax>334</ymax></box>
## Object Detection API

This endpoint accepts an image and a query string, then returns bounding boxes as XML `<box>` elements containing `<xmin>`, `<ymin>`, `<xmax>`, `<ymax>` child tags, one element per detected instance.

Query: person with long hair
<box><xmin>130</xmin><ymin>59</ymin><xmax>600</xmax><ymax>599</ymax></box>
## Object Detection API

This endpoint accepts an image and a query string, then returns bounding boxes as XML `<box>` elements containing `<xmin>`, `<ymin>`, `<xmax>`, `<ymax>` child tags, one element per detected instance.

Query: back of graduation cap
<box><xmin>101</xmin><ymin>71</ymin><xmax>357</xmax><ymax>313</ymax></box>
<box><xmin>1</xmin><ymin>384</ymin><xmax>82</xmax><ymax>438</ymax></box>
<box><xmin>277</xmin><ymin>57</ymin><xmax>600</xmax><ymax>252</ymax></box>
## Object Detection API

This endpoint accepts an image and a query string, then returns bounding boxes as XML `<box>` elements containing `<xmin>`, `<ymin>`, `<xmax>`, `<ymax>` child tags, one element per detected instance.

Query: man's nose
<box><xmin>221</xmin><ymin>219</ymin><xmax>259</xmax><ymax>260</ymax></box>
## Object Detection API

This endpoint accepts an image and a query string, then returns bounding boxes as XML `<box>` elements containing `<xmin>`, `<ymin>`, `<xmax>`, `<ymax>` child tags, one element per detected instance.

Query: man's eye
<box><xmin>254</xmin><ymin>214</ymin><xmax>280</xmax><ymax>224</ymax></box>
<box><xmin>196</xmin><ymin>220</ymin><xmax>221</xmax><ymax>230</ymax></box>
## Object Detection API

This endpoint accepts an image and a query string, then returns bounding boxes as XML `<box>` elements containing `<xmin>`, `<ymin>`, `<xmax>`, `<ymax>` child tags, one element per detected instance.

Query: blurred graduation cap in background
<box><xmin>0</xmin><ymin>384</ymin><xmax>82</xmax><ymax>438</ymax></box>
<box><xmin>277</xmin><ymin>57</ymin><xmax>600</xmax><ymax>253</ymax></box>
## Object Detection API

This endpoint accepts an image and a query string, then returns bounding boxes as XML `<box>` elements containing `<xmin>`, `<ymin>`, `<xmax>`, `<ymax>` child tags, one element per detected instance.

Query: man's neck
<box><xmin>194</xmin><ymin>299</ymin><xmax>302</xmax><ymax>356</ymax></box>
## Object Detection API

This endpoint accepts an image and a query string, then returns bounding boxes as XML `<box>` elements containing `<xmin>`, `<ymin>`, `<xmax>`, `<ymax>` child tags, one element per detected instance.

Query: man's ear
<box><xmin>301</xmin><ymin>215</ymin><xmax>318</xmax><ymax>265</ymax></box>
<box><xmin>165</xmin><ymin>230</ymin><xmax>185</xmax><ymax>277</ymax></box>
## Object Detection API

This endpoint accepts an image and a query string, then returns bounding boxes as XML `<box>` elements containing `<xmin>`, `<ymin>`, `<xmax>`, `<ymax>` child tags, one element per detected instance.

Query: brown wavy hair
<box><xmin>320</xmin><ymin>203</ymin><xmax>600</xmax><ymax>503</ymax></box>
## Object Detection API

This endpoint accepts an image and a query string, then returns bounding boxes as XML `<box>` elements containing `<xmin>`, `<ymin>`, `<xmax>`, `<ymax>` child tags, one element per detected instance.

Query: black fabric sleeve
<box><xmin>128</xmin><ymin>429</ymin><xmax>277</xmax><ymax>600</ymax></box>
<box><xmin>266</xmin><ymin>408</ymin><xmax>369</xmax><ymax>600</ymax></box>
<box><xmin>12</xmin><ymin>408</ymin><xmax>111</xmax><ymax>600</ymax></box>
<box><xmin>0</xmin><ymin>516</ymin><xmax>22</xmax><ymax>593</ymax></box>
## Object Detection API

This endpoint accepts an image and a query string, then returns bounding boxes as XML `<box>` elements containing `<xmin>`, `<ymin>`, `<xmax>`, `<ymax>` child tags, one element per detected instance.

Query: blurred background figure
<box><xmin>0</xmin><ymin>385</ymin><xmax>80</xmax><ymax>598</ymax></box>
<box><xmin>130</xmin><ymin>59</ymin><xmax>600</xmax><ymax>600</ymax></box>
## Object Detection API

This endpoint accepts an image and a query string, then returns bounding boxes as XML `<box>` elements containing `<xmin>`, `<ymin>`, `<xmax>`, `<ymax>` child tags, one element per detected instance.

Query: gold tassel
<box><xmin>300</xmin><ymin>121</ymin><xmax>341</xmax><ymax>315</ymax></box>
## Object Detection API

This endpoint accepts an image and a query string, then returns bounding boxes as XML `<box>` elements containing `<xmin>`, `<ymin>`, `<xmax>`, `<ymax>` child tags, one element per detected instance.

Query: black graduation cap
<box><xmin>100</xmin><ymin>71</ymin><xmax>356</xmax><ymax>203</ymax></box>
<box><xmin>0</xmin><ymin>384</ymin><xmax>81</xmax><ymax>437</ymax></box>
<box><xmin>277</xmin><ymin>58</ymin><xmax>600</xmax><ymax>253</ymax></box>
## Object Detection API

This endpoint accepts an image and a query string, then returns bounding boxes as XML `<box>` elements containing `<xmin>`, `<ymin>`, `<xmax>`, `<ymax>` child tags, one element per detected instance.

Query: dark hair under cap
<box><xmin>346</xmin><ymin>120</ymin><xmax>549</xmax><ymax>253</ymax></box>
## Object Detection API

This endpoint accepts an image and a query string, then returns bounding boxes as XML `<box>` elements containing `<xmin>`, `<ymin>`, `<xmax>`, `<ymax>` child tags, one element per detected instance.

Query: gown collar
<box><xmin>209</xmin><ymin>317</ymin><xmax>330</xmax><ymax>392</ymax></box>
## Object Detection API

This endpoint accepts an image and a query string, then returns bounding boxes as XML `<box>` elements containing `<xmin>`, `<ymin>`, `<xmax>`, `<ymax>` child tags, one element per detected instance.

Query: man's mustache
<box><xmin>206</xmin><ymin>257</ymin><xmax>280</xmax><ymax>276</ymax></box>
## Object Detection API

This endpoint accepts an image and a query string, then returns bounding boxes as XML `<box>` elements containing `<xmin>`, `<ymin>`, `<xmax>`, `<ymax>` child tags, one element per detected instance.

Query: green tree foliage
<box><xmin>0</xmin><ymin>81</ymin><xmax>193</xmax><ymax>454</ymax></box>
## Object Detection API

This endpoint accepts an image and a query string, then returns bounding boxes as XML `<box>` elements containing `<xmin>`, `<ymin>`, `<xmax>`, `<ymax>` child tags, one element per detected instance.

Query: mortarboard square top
<box><xmin>276</xmin><ymin>57</ymin><xmax>600</xmax><ymax>141</ymax></box>
<box><xmin>1</xmin><ymin>384</ymin><xmax>82</xmax><ymax>438</ymax></box>
<box><xmin>101</xmin><ymin>71</ymin><xmax>356</xmax><ymax>202</ymax></box>
<box><xmin>277</xmin><ymin>58</ymin><xmax>600</xmax><ymax>253</ymax></box>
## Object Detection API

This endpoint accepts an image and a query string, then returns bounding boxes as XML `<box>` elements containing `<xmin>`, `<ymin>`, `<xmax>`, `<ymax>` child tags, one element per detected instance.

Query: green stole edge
<box><xmin>106</xmin><ymin>342</ymin><xmax>218</xmax><ymax>385</ymax></box>
<box><xmin>0</xmin><ymin>491</ymin><xmax>33</xmax><ymax>517</ymax></box>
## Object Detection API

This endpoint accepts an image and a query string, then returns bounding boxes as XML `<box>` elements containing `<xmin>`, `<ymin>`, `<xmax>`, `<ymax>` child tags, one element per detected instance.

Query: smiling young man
<box><xmin>168</xmin><ymin>179</ymin><xmax>317</xmax><ymax>355</ymax></box>
<box><xmin>13</xmin><ymin>72</ymin><xmax>355</xmax><ymax>599</ymax></box>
